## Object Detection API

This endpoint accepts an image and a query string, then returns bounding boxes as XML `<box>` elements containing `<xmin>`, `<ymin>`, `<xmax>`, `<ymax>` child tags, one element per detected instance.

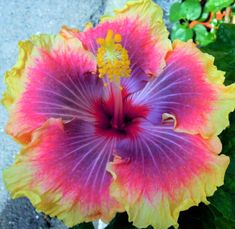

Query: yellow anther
<box><xmin>96</xmin><ymin>29</ymin><xmax>131</xmax><ymax>83</ymax></box>
<box><xmin>114</xmin><ymin>34</ymin><xmax>122</xmax><ymax>42</ymax></box>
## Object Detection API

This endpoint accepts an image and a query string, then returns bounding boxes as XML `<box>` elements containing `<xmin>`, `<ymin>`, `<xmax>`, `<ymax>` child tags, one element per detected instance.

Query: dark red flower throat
<box><xmin>94</xmin><ymin>85</ymin><xmax>149</xmax><ymax>138</ymax></box>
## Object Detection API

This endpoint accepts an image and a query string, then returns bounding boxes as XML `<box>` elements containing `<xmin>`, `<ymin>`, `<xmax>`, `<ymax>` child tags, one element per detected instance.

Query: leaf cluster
<box><xmin>170</xmin><ymin>0</ymin><xmax>234</xmax><ymax>46</ymax></box>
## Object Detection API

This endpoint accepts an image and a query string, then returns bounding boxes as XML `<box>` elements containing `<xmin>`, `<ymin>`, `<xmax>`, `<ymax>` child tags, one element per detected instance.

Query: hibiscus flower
<box><xmin>2</xmin><ymin>0</ymin><xmax>235</xmax><ymax>228</ymax></box>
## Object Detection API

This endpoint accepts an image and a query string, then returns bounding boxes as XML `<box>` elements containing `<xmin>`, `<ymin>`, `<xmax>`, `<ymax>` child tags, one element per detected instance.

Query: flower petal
<box><xmin>66</xmin><ymin>0</ymin><xmax>170</xmax><ymax>93</ymax></box>
<box><xmin>108</xmin><ymin>121</ymin><xmax>229</xmax><ymax>229</ymax></box>
<box><xmin>3</xmin><ymin>118</ymin><xmax>122</xmax><ymax>227</ymax></box>
<box><xmin>4</xmin><ymin>34</ymin><xmax>102</xmax><ymax>143</ymax></box>
<box><xmin>129</xmin><ymin>40</ymin><xmax>235</xmax><ymax>137</ymax></box>
<box><xmin>2</xmin><ymin>34</ymin><xmax>60</xmax><ymax>109</ymax></box>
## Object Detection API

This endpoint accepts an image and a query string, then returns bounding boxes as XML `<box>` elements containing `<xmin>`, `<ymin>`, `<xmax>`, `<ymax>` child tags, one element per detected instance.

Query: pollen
<box><xmin>96</xmin><ymin>29</ymin><xmax>131</xmax><ymax>82</ymax></box>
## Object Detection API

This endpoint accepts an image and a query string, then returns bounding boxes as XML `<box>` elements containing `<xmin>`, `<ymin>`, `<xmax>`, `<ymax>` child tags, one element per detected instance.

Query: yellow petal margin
<box><xmin>108</xmin><ymin>136</ymin><xmax>229</xmax><ymax>229</ymax></box>
<box><xmin>2</xmin><ymin>34</ymin><xmax>55</xmax><ymax>110</ymax></box>
<box><xmin>2</xmin><ymin>33</ymin><xmax>83</xmax><ymax>111</ymax></box>
<box><xmin>172</xmin><ymin>40</ymin><xmax>235</xmax><ymax>137</ymax></box>
<box><xmin>3</xmin><ymin>118</ymin><xmax>122</xmax><ymax>227</ymax></box>
<box><xmin>2</xmin><ymin>33</ymin><xmax>85</xmax><ymax>144</ymax></box>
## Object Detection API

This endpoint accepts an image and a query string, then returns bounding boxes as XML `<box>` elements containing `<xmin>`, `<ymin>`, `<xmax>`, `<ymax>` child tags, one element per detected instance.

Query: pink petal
<box><xmin>4</xmin><ymin>118</ymin><xmax>123</xmax><ymax>226</ymax></box>
<box><xmin>129</xmin><ymin>40</ymin><xmax>235</xmax><ymax>137</ymax></box>
<box><xmin>6</xmin><ymin>39</ymin><xmax>102</xmax><ymax>143</ymax></box>
<box><xmin>108</xmin><ymin>121</ymin><xmax>229</xmax><ymax>229</ymax></box>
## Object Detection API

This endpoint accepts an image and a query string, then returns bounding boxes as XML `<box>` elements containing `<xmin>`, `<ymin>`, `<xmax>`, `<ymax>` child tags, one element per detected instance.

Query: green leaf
<box><xmin>70</xmin><ymin>222</ymin><xmax>95</xmax><ymax>229</ymax></box>
<box><xmin>177</xmin><ymin>203</ymin><xmax>216</xmax><ymax>229</ymax></box>
<box><xmin>219</xmin><ymin>112</ymin><xmax>235</xmax><ymax>157</ymax></box>
<box><xmin>172</xmin><ymin>203</ymin><xmax>235</xmax><ymax>229</ymax></box>
<box><xmin>171</xmin><ymin>22</ymin><xmax>193</xmax><ymax>42</ymax></box>
<box><xmin>169</xmin><ymin>3</ymin><xmax>184</xmax><ymax>22</ymax></box>
<box><xmin>201</xmin><ymin>23</ymin><xmax>235</xmax><ymax>85</ymax></box>
<box><xmin>209</xmin><ymin>206</ymin><xmax>235</xmax><ymax>229</ymax></box>
<box><xmin>105</xmin><ymin>212</ymin><xmax>153</xmax><ymax>229</ymax></box>
<box><xmin>208</xmin><ymin>152</ymin><xmax>235</xmax><ymax>223</ymax></box>
<box><xmin>199</xmin><ymin>11</ymin><xmax>210</xmax><ymax>22</ymax></box>
<box><xmin>181</xmin><ymin>0</ymin><xmax>202</xmax><ymax>20</ymax></box>
<box><xmin>204</xmin><ymin>0</ymin><xmax>233</xmax><ymax>13</ymax></box>
<box><xmin>105</xmin><ymin>213</ymin><xmax>137</xmax><ymax>229</ymax></box>
<box><xmin>169</xmin><ymin>203</ymin><xmax>235</xmax><ymax>229</ymax></box>
<box><xmin>214</xmin><ymin>216</ymin><xmax>235</xmax><ymax>229</ymax></box>
<box><xmin>193</xmin><ymin>24</ymin><xmax>215</xmax><ymax>46</ymax></box>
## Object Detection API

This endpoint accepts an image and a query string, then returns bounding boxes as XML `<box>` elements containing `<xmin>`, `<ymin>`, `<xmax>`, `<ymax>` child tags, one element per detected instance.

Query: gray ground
<box><xmin>0</xmin><ymin>0</ymin><xmax>177</xmax><ymax>228</ymax></box>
